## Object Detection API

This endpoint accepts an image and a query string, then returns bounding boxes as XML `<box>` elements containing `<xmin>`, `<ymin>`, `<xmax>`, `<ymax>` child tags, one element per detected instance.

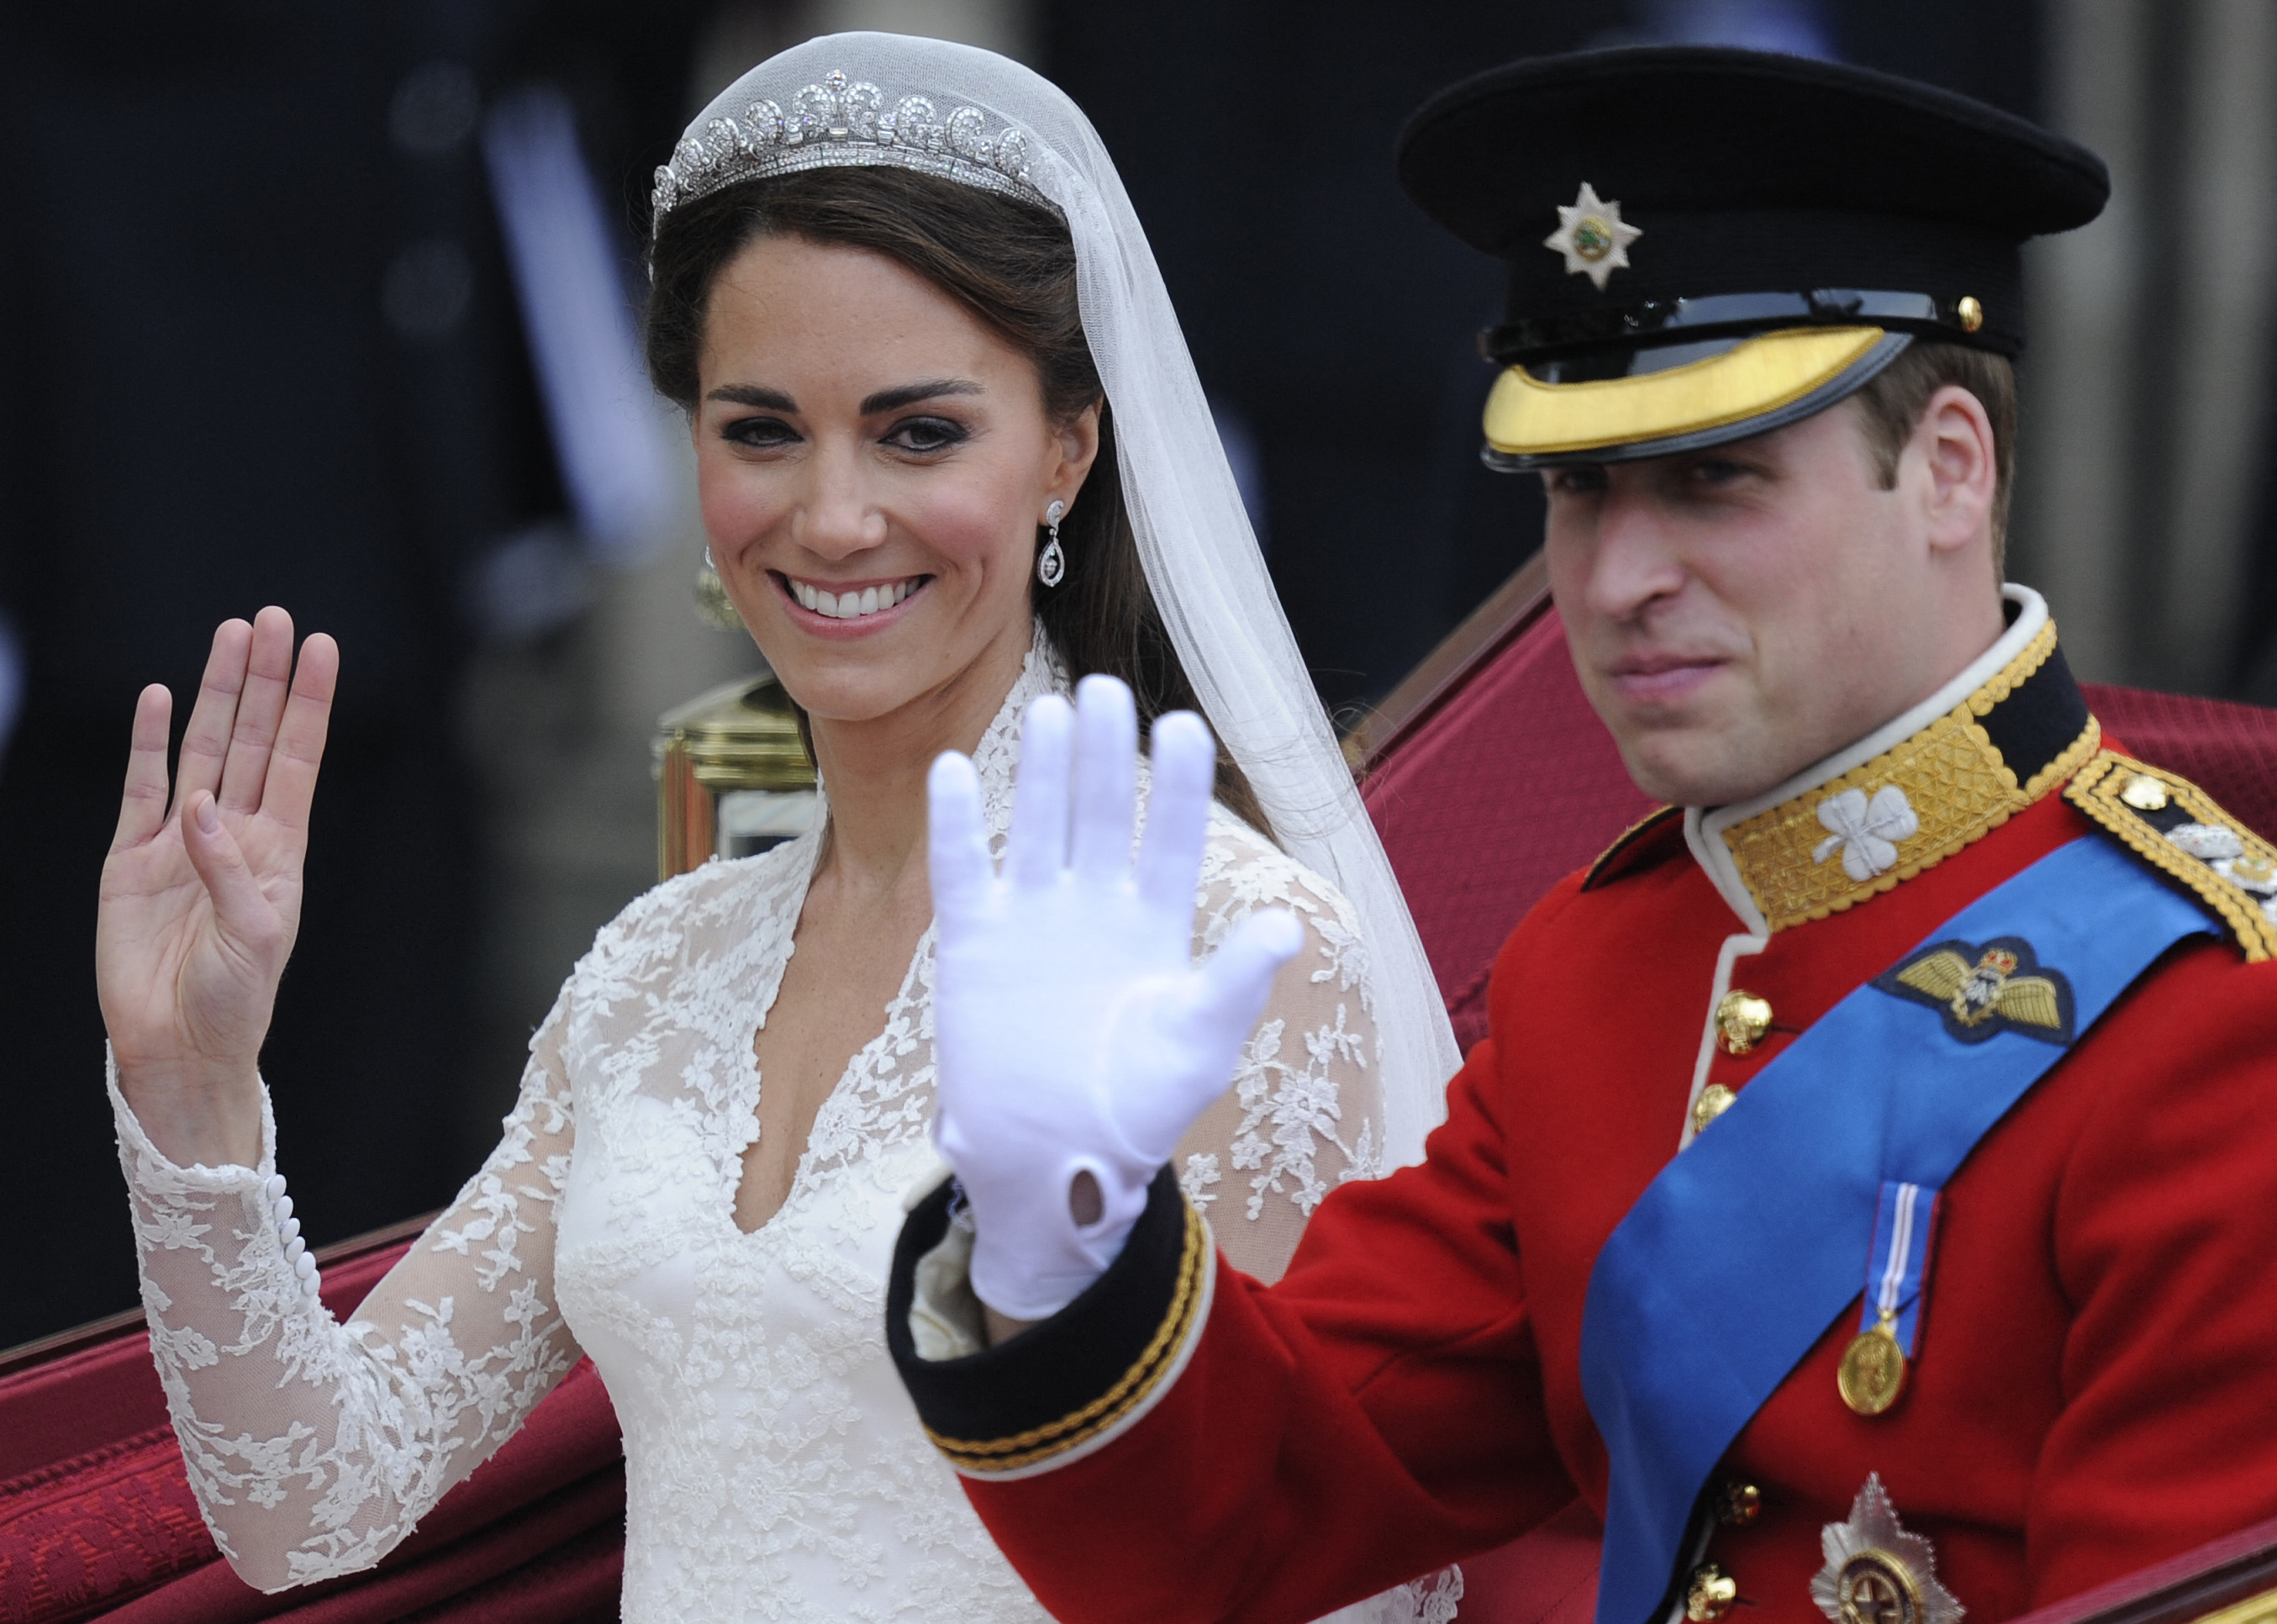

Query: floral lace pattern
<box><xmin>113</xmin><ymin>640</ymin><xmax>1419</xmax><ymax>1621</ymax></box>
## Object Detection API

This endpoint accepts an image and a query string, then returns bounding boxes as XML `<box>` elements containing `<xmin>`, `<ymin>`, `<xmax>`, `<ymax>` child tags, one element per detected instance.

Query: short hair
<box><xmin>1849</xmin><ymin>340</ymin><xmax>2017</xmax><ymax>577</ymax></box>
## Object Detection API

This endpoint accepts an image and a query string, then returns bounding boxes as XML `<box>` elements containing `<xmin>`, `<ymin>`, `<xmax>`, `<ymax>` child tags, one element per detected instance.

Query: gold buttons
<box><xmin>2121</xmin><ymin>773</ymin><xmax>2170</xmax><ymax>812</ymax></box>
<box><xmin>1692</xmin><ymin>1084</ymin><xmax>1737</xmax><ymax>1135</ymax></box>
<box><xmin>1956</xmin><ymin>295</ymin><xmax>1984</xmax><ymax>333</ymax></box>
<box><xmin>1686</xmin><ymin>1563</ymin><xmax>1740</xmax><ymax>1622</ymax></box>
<box><xmin>1715</xmin><ymin>990</ymin><xmax>1774</xmax><ymax>1055</ymax></box>
<box><xmin>1715</xmin><ymin>1480</ymin><xmax>1763</xmax><ymax>1526</ymax></box>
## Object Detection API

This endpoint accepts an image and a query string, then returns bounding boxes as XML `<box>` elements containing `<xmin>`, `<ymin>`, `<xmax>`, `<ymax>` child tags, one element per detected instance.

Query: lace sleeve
<box><xmin>112</xmin><ymin>997</ymin><xmax>583</xmax><ymax>1593</ymax></box>
<box><xmin>1173</xmin><ymin>816</ymin><xmax>1387</xmax><ymax>1284</ymax></box>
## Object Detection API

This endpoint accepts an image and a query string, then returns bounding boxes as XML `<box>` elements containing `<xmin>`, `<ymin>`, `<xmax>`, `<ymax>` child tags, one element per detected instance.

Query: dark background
<box><xmin>0</xmin><ymin>0</ymin><xmax>709</xmax><ymax>1345</ymax></box>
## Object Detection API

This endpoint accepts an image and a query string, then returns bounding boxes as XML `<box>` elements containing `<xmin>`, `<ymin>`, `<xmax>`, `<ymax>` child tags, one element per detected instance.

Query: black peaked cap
<box><xmin>1398</xmin><ymin>47</ymin><xmax>2111</xmax><ymax>361</ymax></box>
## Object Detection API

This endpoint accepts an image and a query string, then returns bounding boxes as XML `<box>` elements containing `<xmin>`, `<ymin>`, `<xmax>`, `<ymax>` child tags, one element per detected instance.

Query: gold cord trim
<box><xmin>2065</xmin><ymin>753</ymin><xmax>2277</xmax><ymax>964</ymax></box>
<box><xmin>927</xmin><ymin>1200</ymin><xmax>1210</xmax><ymax>1474</ymax></box>
<box><xmin>2018</xmin><ymin>720</ymin><xmax>2102</xmax><ymax>804</ymax></box>
<box><xmin>1721</xmin><ymin>621</ymin><xmax>2096</xmax><ymax>931</ymax></box>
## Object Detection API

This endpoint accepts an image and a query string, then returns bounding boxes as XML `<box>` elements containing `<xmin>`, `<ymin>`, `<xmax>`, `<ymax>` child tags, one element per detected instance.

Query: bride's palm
<box><xmin>98</xmin><ymin>609</ymin><xmax>336</xmax><ymax>1153</ymax></box>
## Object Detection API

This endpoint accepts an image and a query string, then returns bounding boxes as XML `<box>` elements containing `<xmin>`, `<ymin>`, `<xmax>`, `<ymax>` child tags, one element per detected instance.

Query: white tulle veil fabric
<box><xmin>656</xmin><ymin>32</ymin><xmax>1462</xmax><ymax>1165</ymax></box>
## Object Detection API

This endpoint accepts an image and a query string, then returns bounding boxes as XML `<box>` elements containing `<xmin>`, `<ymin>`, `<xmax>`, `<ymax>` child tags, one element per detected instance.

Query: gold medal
<box><xmin>1837</xmin><ymin>1315</ymin><xmax>1907</xmax><ymax>1416</ymax></box>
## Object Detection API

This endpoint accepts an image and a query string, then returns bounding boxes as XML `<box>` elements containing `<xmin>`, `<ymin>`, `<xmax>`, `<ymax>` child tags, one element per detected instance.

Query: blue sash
<box><xmin>1579</xmin><ymin>836</ymin><xmax>2217</xmax><ymax>1624</ymax></box>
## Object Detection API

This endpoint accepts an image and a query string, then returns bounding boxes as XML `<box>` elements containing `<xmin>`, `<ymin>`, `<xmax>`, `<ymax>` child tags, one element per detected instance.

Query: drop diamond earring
<box><xmin>1037</xmin><ymin>500</ymin><xmax>1067</xmax><ymax>588</ymax></box>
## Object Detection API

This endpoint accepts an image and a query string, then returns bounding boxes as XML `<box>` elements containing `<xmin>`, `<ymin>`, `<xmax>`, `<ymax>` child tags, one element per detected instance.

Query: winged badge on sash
<box><xmin>1873</xmin><ymin>935</ymin><xmax>2077</xmax><ymax>1046</ymax></box>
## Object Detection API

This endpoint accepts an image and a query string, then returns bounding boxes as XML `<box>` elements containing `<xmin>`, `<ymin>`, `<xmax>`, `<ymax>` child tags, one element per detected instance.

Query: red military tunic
<box><xmin>886</xmin><ymin>614</ymin><xmax>2277</xmax><ymax>1624</ymax></box>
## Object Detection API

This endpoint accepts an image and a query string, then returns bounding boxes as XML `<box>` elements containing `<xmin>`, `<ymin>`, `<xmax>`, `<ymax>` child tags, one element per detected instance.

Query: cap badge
<box><xmin>1546</xmin><ymin>182</ymin><xmax>1642</xmax><ymax>289</ymax></box>
<box><xmin>1811</xmin><ymin>1475</ymin><xmax>1963</xmax><ymax>1624</ymax></box>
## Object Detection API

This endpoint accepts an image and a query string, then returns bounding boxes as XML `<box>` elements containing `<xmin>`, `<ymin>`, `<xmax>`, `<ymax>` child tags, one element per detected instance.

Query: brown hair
<box><xmin>646</xmin><ymin>166</ymin><xmax>1273</xmax><ymax>840</ymax></box>
<box><xmin>1850</xmin><ymin>340</ymin><xmax>2018</xmax><ymax>577</ymax></box>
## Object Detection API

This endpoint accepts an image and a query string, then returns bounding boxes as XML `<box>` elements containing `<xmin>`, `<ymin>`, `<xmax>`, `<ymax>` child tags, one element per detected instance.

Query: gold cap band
<box><xmin>1483</xmin><ymin>325</ymin><xmax>1890</xmax><ymax>459</ymax></box>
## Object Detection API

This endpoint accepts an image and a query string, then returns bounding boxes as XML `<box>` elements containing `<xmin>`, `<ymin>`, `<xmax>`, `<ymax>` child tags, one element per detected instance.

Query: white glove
<box><xmin>927</xmin><ymin>675</ymin><xmax>1304</xmax><ymax>1321</ymax></box>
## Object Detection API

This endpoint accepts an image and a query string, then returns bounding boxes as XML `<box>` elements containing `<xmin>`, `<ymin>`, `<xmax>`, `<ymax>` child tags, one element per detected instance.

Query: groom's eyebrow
<box><xmin>709</xmin><ymin>383</ymin><xmax>798</xmax><ymax>410</ymax></box>
<box><xmin>860</xmin><ymin>378</ymin><xmax>982</xmax><ymax>414</ymax></box>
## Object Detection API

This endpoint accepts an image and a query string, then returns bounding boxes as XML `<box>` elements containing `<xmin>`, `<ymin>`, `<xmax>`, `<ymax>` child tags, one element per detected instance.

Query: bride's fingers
<box><xmin>216</xmin><ymin>607</ymin><xmax>297</xmax><ymax>815</ymax></box>
<box><xmin>179</xmin><ymin>790</ymin><xmax>283</xmax><ymax>961</ymax></box>
<box><xmin>171</xmin><ymin>620</ymin><xmax>254</xmax><ymax>818</ymax></box>
<box><xmin>257</xmin><ymin>632</ymin><xmax>336</xmax><ymax>837</ymax></box>
<box><xmin>110</xmin><ymin>685</ymin><xmax>176</xmax><ymax>853</ymax></box>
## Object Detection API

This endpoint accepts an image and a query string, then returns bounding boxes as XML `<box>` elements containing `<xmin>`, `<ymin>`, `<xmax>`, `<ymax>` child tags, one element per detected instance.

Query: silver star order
<box><xmin>1544</xmin><ymin>182</ymin><xmax>1642</xmax><ymax>290</ymax></box>
<box><xmin>1811</xmin><ymin>1474</ymin><xmax>1964</xmax><ymax>1624</ymax></box>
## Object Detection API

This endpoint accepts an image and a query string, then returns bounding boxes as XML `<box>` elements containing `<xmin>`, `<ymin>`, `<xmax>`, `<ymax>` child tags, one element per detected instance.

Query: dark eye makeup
<box><xmin>715</xmin><ymin>414</ymin><xmax>972</xmax><ymax>455</ymax></box>
<box><xmin>722</xmin><ymin>415</ymin><xmax>799</xmax><ymax>449</ymax></box>
<box><xmin>883</xmin><ymin>415</ymin><xmax>969</xmax><ymax>453</ymax></box>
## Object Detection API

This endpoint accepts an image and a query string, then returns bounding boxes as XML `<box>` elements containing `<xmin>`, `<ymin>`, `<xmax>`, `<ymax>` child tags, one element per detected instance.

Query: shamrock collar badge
<box><xmin>1545</xmin><ymin>182</ymin><xmax>1642</xmax><ymax>289</ymax></box>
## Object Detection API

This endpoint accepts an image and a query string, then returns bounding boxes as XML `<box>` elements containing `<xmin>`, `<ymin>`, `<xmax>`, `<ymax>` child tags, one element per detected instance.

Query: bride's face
<box><xmin>693</xmin><ymin>235</ymin><xmax>1099</xmax><ymax>730</ymax></box>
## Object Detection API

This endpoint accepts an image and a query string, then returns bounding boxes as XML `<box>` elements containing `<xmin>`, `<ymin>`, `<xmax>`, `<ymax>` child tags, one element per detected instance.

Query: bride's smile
<box><xmin>778</xmin><ymin>572</ymin><xmax>927</xmax><ymax>621</ymax></box>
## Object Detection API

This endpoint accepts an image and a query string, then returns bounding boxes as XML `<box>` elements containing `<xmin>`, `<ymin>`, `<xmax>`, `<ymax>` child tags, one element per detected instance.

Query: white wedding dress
<box><xmin>112</xmin><ymin>645</ymin><xmax>1444</xmax><ymax>1622</ymax></box>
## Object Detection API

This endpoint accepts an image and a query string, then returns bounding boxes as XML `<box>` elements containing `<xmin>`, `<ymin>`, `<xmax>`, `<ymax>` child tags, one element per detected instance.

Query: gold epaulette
<box><xmin>2065</xmin><ymin>752</ymin><xmax>2277</xmax><ymax>963</ymax></box>
<box><xmin>1583</xmin><ymin>804</ymin><xmax>1684</xmax><ymax>891</ymax></box>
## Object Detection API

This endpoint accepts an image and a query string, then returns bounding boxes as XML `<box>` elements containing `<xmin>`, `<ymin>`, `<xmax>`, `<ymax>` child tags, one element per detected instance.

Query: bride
<box><xmin>94</xmin><ymin>31</ymin><xmax>1461</xmax><ymax>1623</ymax></box>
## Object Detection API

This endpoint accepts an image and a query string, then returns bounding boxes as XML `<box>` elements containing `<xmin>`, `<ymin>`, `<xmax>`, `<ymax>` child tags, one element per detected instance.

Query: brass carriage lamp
<box><xmin>652</xmin><ymin>672</ymin><xmax>820</xmax><ymax>878</ymax></box>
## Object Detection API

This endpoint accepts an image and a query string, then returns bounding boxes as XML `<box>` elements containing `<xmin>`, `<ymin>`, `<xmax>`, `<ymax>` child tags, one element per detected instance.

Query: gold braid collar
<box><xmin>1721</xmin><ymin>620</ymin><xmax>2101</xmax><ymax>932</ymax></box>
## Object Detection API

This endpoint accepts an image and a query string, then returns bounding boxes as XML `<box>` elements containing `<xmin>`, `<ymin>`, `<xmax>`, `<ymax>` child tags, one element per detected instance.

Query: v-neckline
<box><xmin>727</xmin><ymin>885</ymin><xmax>936</xmax><ymax>1242</ymax></box>
<box><xmin>716</xmin><ymin>631</ymin><xmax>1062</xmax><ymax>1242</ymax></box>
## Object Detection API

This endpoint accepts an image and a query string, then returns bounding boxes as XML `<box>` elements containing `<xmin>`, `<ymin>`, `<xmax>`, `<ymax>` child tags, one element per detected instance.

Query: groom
<box><xmin>883</xmin><ymin>46</ymin><xmax>2277</xmax><ymax>1624</ymax></box>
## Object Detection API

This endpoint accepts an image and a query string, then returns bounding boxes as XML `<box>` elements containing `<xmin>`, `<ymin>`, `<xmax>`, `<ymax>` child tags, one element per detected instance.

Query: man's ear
<box><xmin>1915</xmin><ymin>383</ymin><xmax>1997</xmax><ymax>558</ymax></box>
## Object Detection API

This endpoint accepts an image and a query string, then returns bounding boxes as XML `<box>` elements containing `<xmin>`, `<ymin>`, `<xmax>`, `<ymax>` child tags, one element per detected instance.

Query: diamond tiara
<box><xmin>651</xmin><ymin>69</ymin><xmax>1052</xmax><ymax>224</ymax></box>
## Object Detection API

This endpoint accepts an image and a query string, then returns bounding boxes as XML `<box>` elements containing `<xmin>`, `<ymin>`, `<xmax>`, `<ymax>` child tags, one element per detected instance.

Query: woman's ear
<box><xmin>1047</xmin><ymin>400</ymin><xmax>1104</xmax><ymax>512</ymax></box>
<box><xmin>1916</xmin><ymin>383</ymin><xmax>1996</xmax><ymax>558</ymax></box>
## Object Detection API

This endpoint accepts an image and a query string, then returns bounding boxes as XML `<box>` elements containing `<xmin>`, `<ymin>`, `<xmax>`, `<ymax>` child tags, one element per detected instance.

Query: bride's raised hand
<box><xmin>97</xmin><ymin>608</ymin><xmax>337</xmax><ymax>1168</ymax></box>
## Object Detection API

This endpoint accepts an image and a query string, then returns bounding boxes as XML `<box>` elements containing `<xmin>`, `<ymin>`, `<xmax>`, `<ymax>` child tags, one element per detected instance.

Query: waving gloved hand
<box><xmin>927</xmin><ymin>675</ymin><xmax>1303</xmax><ymax>1321</ymax></box>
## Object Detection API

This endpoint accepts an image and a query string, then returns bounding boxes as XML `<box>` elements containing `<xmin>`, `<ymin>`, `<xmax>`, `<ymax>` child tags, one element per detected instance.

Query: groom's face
<box><xmin>1542</xmin><ymin>399</ymin><xmax>1945</xmax><ymax>809</ymax></box>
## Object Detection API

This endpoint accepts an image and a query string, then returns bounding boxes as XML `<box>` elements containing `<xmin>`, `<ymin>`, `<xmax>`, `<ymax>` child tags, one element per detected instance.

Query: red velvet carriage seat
<box><xmin>7</xmin><ymin>563</ymin><xmax>2274</xmax><ymax>1624</ymax></box>
<box><xmin>1354</xmin><ymin>558</ymin><xmax>2277</xmax><ymax>1624</ymax></box>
